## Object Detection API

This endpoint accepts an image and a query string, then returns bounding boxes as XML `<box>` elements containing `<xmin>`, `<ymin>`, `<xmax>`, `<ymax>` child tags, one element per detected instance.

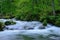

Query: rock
<box><xmin>28</xmin><ymin>28</ymin><xmax>34</xmax><ymax>30</ymax></box>
<box><xmin>38</xmin><ymin>24</ymin><xmax>45</xmax><ymax>29</ymax></box>
<box><xmin>0</xmin><ymin>22</ymin><xmax>5</xmax><ymax>31</ymax></box>
<box><xmin>24</xmin><ymin>26</ymin><xmax>34</xmax><ymax>30</ymax></box>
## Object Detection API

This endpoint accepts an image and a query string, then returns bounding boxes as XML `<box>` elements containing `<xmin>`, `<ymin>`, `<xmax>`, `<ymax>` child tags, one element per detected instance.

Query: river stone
<box><xmin>39</xmin><ymin>24</ymin><xmax>45</xmax><ymax>29</ymax></box>
<box><xmin>24</xmin><ymin>26</ymin><xmax>34</xmax><ymax>30</ymax></box>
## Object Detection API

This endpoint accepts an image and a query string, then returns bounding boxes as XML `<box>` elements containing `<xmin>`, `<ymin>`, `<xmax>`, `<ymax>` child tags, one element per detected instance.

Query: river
<box><xmin>0</xmin><ymin>19</ymin><xmax>60</xmax><ymax>40</ymax></box>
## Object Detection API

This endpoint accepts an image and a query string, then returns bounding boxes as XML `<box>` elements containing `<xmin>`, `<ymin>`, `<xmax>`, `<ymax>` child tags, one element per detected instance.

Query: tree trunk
<box><xmin>51</xmin><ymin>0</ymin><xmax>56</xmax><ymax>16</ymax></box>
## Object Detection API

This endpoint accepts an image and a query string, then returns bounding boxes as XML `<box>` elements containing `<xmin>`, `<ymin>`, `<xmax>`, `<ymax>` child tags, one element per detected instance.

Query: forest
<box><xmin>0</xmin><ymin>0</ymin><xmax>60</xmax><ymax>28</ymax></box>
<box><xmin>0</xmin><ymin>0</ymin><xmax>60</xmax><ymax>40</ymax></box>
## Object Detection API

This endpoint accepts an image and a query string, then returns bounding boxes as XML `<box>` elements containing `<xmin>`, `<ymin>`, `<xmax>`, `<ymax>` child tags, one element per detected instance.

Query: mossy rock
<box><xmin>43</xmin><ymin>20</ymin><xmax>47</xmax><ymax>26</ymax></box>
<box><xmin>5</xmin><ymin>21</ymin><xmax>16</xmax><ymax>25</ymax></box>
<box><xmin>0</xmin><ymin>22</ymin><xmax>5</xmax><ymax>31</ymax></box>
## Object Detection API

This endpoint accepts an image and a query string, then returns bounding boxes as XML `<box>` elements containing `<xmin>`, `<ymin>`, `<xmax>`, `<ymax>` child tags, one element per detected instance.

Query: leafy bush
<box><xmin>4</xmin><ymin>16</ymin><xmax>10</xmax><ymax>19</ymax></box>
<box><xmin>5</xmin><ymin>21</ymin><xmax>16</xmax><ymax>25</ymax></box>
<box><xmin>55</xmin><ymin>18</ymin><xmax>60</xmax><ymax>27</ymax></box>
<box><xmin>47</xmin><ymin>16</ymin><xmax>55</xmax><ymax>25</ymax></box>
<box><xmin>40</xmin><ymin>16</ymin><xmax>47</xmax><ymax>22</ymax></box>
<box><xmin>15</xmin><ymin>12</ymin><xmax>40</xmax><ymax>21</ymax></box>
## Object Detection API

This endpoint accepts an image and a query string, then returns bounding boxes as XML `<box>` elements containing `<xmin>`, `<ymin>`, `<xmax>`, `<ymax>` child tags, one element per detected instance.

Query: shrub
<box><xmin>55</xmin><ymin>18</ymin><xmax>60</xmax><ymax>27</ymax></box>
<box><xmin>15</xmin><ymin>12</ymin><xmax>40</xmax><ymax>21</ymax></box>
<box><xmin>4</xmin><ymin>16</ymin><xmax>10</xmax><ymax>19</ymax></box>
<box><xmin>47</xmin><ymin>16</ymin><xmax>55</xmax><ymax>25</ymax></box>
<box><xmin>40</xmin><ymin>16</ymin><xmax>47</xmax><ymax>22</ymax></box>
<box><xmin>5</xmin><ymin>21</ymin><xmax>16</xmax><ymax>25</ymax></box>
<box><xmin>4</xmin><ymin>15</ymin><xmax>15</xmax><ymax>19</ymax></box>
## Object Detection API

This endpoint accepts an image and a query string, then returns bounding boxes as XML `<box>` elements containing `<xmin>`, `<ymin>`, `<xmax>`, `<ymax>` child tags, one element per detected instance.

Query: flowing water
<box><xmin>0</xmin><ymin>19</ymin><xmax>60</xmax><ymax>40</ymax></box>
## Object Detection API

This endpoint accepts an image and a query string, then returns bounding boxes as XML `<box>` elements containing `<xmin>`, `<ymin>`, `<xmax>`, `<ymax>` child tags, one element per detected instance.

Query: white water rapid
<box><xmin>0</xmin><ymin>19</ymin><xmax>60</xmax><ymax>40</ymax></box>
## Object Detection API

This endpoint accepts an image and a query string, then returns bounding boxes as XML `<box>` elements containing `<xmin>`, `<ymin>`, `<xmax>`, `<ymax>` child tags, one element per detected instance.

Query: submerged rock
<box><xmin>39</xmin><ymin>26</ymin><xmax>45</xmax><ymax>29</ymax></box>
<box><xmin>0</xmin><ymin>22</ymin><xmax>5</xmax><ymax>31</ymax></box>
<box><xmin>23</xmin><ymin>26</ymin><xmax>34</xmax><ymax>30</ymax></box>
<box><xmin>5</xmin><ymin>21</ymin><xmax>16</xmax><ymax>25</ymax></box>
<box><xmin>36</xmin><ymin>24</ymin><xmax>46</xmax><ymax>29</ymax></box>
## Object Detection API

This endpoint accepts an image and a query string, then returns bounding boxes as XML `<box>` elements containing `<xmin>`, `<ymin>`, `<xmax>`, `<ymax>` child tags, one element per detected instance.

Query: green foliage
<box><xmin>15</xmin><ymin>12</ymin><xmax>40</xmax><ymax>21</ymax></box>
<box><xmin>0</xmin><ymin>0</ymin><xmax>60</xmax><ymax>27</ymax></box>
<box><xmin>43</xmin><ymin>20</ymin><xmax>47</xmax><ymax>26</ymax></box>
<box><xmin>47</xmin><ymin>16</ymin><xmax>55</xmax><ymax>25</ymax></box>
<box><xmin>55</xmin><ymin>18</ymin><xmax>60</xmax><ymax>27</ymax></box>
<box><xmin>0</xmin><ymin>0</ymin><xmax>15</xmax><ymax>18</ymax></box>
<box><xmin>5</xmin><ymin>21</ymin><xmax>16</xmax><ymax>25</ymax></box>
<box><xmin>39</xmin><ymin>13</ymin><xmax>48</xmax><ymax>22</ymax></box>
<box><xmin>0</xmin><ymin>22</ymin><xmax>5</xmax><ymax>31</ymax></box>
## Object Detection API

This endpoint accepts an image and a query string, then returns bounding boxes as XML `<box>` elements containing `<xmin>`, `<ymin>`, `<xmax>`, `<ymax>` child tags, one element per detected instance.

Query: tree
<box><xmin>0</xmin><ymin>0</ymin><xmax>15</xmax><ymax>18</ymax></box>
